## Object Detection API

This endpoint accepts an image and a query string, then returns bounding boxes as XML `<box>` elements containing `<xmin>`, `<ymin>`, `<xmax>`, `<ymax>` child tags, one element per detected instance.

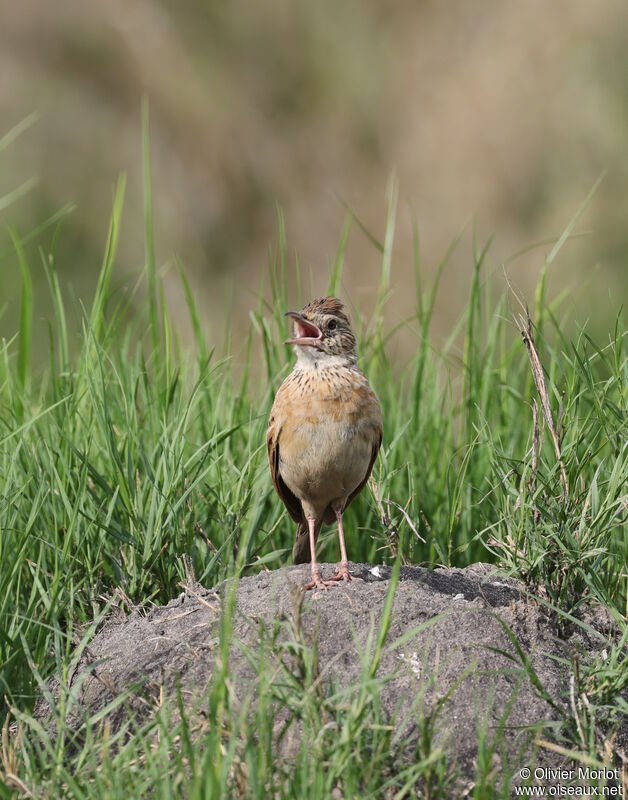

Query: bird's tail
<box><xmin>292</xmin><ymin>518</ymin><xmax>323</xmax><ymax>564</ymax></box>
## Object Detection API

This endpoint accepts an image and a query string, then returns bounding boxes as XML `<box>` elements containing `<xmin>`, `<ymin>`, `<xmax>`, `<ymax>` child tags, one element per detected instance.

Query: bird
<box><xmin>267</xmin><ymin>297</ymin><xmax>383</xmax><ymax>590</ymax></box>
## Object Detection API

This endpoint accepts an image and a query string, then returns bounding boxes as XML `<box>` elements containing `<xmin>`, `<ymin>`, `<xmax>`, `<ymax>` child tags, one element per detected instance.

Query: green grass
<box><xmin>0</xmin><ymin>118</ymin><xmax>626</xmax><ymax>797</ymax></box>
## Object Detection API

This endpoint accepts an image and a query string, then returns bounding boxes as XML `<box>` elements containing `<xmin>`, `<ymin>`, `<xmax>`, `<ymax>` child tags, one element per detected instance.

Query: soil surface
<box><xmin>38</xmin><ymin>562</ymin><xmax>625</xmax><ymax>792</ymax></box>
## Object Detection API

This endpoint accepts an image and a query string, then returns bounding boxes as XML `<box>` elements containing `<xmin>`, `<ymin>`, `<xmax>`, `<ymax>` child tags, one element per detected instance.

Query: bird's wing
<box><xmin>267</xmin><ymin>412</ymin><xmax>303</xmax><ymax>524</ymax></box>
<box><xmin>344</xmin><ymin>424</ymin><xmax>382</xmax><ymax>512</ymax></box>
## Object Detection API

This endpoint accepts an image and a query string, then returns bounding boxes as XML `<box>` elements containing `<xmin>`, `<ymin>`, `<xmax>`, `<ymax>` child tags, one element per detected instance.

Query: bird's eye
<box><xmin>327</xmin><ymin>320</ymin><xmax>337</xmax><ymax>331</ymax></box>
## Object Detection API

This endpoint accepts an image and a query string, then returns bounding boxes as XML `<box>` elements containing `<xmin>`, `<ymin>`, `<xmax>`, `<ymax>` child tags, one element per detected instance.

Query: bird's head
<box><xmin>285</xmin><ymin>297</ymin><xmax>357</xmax><ymax>366</ymax></box>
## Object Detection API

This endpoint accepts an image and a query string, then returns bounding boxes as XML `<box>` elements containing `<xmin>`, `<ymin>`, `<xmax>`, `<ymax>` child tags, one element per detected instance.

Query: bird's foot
<box><xmin>304</xmin><ymin>569</ymin><xmax>340</xmax><ymax>591</ymax></box>
<box><xmin>327</xmin><ymin>562</ymin><xmax>352</xmax><ymax>583</ymax></box>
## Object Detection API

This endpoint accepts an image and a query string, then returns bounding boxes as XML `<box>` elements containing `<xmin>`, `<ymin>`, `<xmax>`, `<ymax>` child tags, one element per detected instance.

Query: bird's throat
<box><xmin>294</xmin><ymin>347</ymin><xmax>356</xmax><ymax>370</ymax></box>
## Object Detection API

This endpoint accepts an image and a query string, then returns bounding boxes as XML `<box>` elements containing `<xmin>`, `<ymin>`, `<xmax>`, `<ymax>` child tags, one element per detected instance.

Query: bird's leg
<box><xmin>328</xmin><ymin>507</ymin><xmax>352</xmax><ymax>583</ymax></box>
<box><xmin>304</xmin><ymin>516</ymin><xmax>334</xmax><ymax>591</ymax></box>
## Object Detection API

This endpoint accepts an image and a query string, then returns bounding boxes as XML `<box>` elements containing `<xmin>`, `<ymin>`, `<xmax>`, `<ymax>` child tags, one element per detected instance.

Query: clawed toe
<box><xmin>304</xmin><ymin>574</ymin><xmax>335</xmax><ymax>591</ymax></box>
<box><xmin>327</xmin><ymin>564</ymin><xmax>352</xmax><ymax>583</ymax></box>
<box><xmin>304</xmin><ymin>565</ymin><xmax>352</xmax><ymax>590</ymax></box>
<box><xmin>328</xmin><ymin>570</ymin><xmax>352</xmax><ymax>583</ymax></box>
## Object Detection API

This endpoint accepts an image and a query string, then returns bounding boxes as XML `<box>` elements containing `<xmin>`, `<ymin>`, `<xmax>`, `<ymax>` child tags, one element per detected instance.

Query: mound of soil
<box><xmin>38</xmin><ymin>562</ymin><xmax>624</xmax><ymax>792</ymax></box>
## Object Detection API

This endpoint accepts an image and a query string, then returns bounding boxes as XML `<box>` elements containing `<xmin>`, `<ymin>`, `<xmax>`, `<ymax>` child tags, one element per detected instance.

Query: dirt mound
<box><xmin>38</xmin><ymin>562</ymin><xmax>623</xmax><ymax>790</ymax></box>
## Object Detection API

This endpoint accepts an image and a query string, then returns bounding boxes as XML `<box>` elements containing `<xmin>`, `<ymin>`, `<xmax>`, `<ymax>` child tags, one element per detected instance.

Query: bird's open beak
<box><xmin>284</xmin><ymin>311</ymin><xmax>324</xmax><ymax>347</ymax></box>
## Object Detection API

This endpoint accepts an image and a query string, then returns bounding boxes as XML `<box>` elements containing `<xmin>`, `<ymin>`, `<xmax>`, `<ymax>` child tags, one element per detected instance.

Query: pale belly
<box><xmin>279</xmin><ymin>420</ymin><xmax>372</xmax><ymax>513</ymax></box>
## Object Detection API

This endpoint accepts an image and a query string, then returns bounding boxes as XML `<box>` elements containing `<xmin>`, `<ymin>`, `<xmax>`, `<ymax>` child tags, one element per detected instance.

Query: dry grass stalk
<box><xmin>505</xmin><ymin>271</ymin><xmax>569</xmax><ymax>502</ymax></box>
<box><xmin>517</xmin><ymin>309</ymin><xmax>568</xmax><ymax>500</ymax></box>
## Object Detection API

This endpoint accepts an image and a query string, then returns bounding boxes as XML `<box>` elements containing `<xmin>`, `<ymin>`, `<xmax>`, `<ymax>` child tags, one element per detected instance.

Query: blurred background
<box><xmin>1</xmin><ymin>0</ymin><xmax>628</xmax><ymax>364</ymax></box>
